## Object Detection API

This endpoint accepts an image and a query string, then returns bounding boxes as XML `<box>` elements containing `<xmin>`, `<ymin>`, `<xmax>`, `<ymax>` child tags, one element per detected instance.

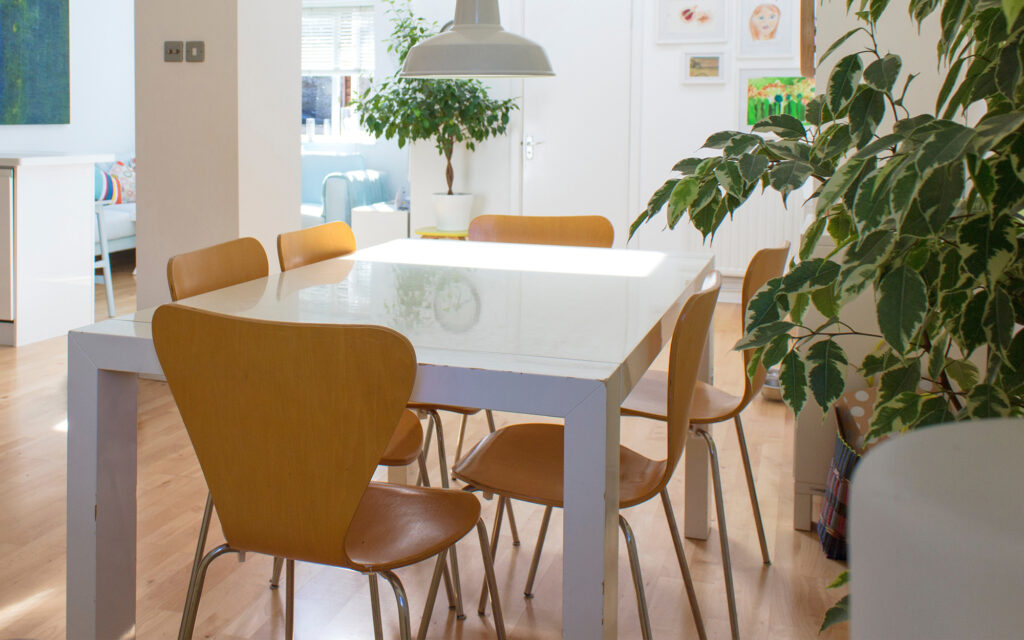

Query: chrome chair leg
<box><xmin>476</xmin><ymin>519</ymin><xmax>508</xmax><ymax>640</ymax></box>
<box><xmin>185</xmin><ymin>492</ymin><xmax>214</xmax><ymax>613</ymax></box>
<box><xmin>285</xmin><ymin>559</ymin><xmax>295</xmax><ymax>640</ymax></box>
<box><xmin>416</xmin><ymin>551</ymin><xmax>449</xmax><ymax>640</ymax></box>
<box><xmin>433</xmin><ymin>410</ymin><xmax>451</xmax><ymax>490</ymax></box>
<box><xmin>524</xmin><ymin>505</ymin><xmax>553</xmax><ymax>597</ymax></box>
<box><xmin>454</xmin><ymin>413</ymin><xmax>470</xmax><ymax>462</ymax></box>
<box><xmin>270</xmin><ymin>556</ymin><xmax>284</xmax><ymax>589</ymax></box>
<box><xmin>178</xmin><ymin>544</ymin><xmax>236</xmax><ymax>640</ymax></box>
<box><xmin>660</xmin><ymin>488</ymin><xmax>708</xmax><ymax>640</ymax></box>
<box><xmin>441</xmin><ymin>549</ymin><xmax>457</xmax><ymax>611</ymax></box>
<box><xmin>619</xmin><ymin>515</ymin><xmax>653</xmax><ymax>640</ymax></box>
<box><xmin>369</xmin><ymin>573</ymin><xmax>384</xmax><ymax>640</ymax></box>
<box><xmin>478</xmin><ymin>495</ymin><xmax>506</xmax><ymax>613</ymax></box>
<box><xmin>505</xmin><ymin>496</ymin><xmax>521</xmax><ymax>546</ymax></box>
<box><xmin>380</xmin><ymin>569</ymin><xmax>413</xmax><ymax>640</ymax></box>
<box><xmin>417</xmin><ymin>453</ymin><xmax>431</xmax><ymax>488</ymax></box>
<box><xmin>449</xmin><ymin>541</ymin><xmax>467</xmax><ymax>619</ymax></box>
<box><xmin>422</xmin><ymin>411</ymin><xmax>435</xmax><ymax>462</ymax></box>
<box><xmin>698</xmin><ymin>428</ymin><xmax>741</xmax><ymax>640</ymax></box>
<box><xmin>734</xmin><ymin>415</ymin><xmax>771</xmax><ymax>565</ymax></box>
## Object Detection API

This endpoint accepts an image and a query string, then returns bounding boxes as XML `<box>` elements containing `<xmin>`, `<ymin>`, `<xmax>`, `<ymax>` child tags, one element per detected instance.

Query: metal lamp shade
<box><xmin>400</xmin><ymin>0</ymin><xmax>554</xmax><ymax>78</ymax></box>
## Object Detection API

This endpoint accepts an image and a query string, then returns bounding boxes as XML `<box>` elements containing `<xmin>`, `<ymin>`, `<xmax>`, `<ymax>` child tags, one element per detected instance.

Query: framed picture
<box><xmin>738</xmin><ymin>0</ymin><xmax>797</xmax><ymax>58</ymax></box>
<box><xmin>0</xmin><ymin>0</ymin><xmax>70</xmax><ymax>124</ymax></box>
<box><xmin>738</xmin><ymin>69</ymin><xmax>816</xmax><ymax>129</ymax></box>
<box><xmin>682</xmin><ymin>52</ymin><xmax>727</xmax><ymax>83</ymax></box>
<box><xmin>658</xmin><ymin>0</ymin><xmax>728</xmax><ymax>44</ymax></box>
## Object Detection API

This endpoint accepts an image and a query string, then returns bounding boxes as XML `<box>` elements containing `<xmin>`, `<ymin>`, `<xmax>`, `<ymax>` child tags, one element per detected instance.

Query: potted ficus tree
<box><xmin>631</xmin><ymin>0</ymin><xmax>1023</xmax><ymax>630</ymax></box>
<box><xmin>354</xmin><ymin>0</ymin><xmax>517</xmax><ymax>231</ymax></box>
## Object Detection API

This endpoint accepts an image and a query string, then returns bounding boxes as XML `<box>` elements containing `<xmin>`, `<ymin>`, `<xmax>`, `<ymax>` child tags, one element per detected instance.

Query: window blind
<box><xmin>302</xmin><ymin>6</ymin><xmax>374</xmax><ymax>75</ymax></box>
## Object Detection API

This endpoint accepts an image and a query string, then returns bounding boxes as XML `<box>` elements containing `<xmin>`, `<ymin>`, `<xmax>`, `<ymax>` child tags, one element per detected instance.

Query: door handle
<box><xmin>524</xmin><ymin>135</ymin><xmax>544</xmax><ymax>161</ymax></box>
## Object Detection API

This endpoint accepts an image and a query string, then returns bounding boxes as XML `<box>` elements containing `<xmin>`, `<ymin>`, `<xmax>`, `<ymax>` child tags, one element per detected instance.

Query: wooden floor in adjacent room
<box><xmin>0</xmin><ymin>252</ymin><xmax>849</xmax><ymax>639</ymax></box>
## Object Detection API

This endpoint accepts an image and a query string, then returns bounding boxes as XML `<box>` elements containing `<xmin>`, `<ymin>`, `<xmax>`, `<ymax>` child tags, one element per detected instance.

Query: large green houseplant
<box><xmin>354</xmin><ymin>0</ymin><xmax>517</xmax><ymax>230</ymax></box>
<box><xmin>631</xmin><ymin>0</ymin><xmax>1023</xmax><ymax>629</ymax></box>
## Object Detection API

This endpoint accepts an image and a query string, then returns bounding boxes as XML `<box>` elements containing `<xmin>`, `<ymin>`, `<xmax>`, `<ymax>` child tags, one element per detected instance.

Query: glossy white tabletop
<box><xmin>117</xmin><ymin>239</ymin><xmax>713</xmax><ymax>380</ymax></box>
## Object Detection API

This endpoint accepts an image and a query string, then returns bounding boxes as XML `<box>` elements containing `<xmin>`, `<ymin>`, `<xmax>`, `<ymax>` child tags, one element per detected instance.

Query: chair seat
<box><xmin>345</xmin><ymin>483</ymin><xmax>480</xmax><ymax>571</ymax></box>
<box><xmin>379</xmin><ymin>409</ymin><xmax>423</xmax><ymax>467</ymax></box>
<box><xmin>621</xmin><ymin>370</ymin><xmax>741</xmax><ymax>424</ymax></box>
<box><xmin>452</xmin><ymin>423</ymin><xmax>667</xmax><ymax>509</ymax></box>
<box><xmin>407</xmin><ymin>402</ymin><xmax>481</xmax><ymax>416</ymax></box>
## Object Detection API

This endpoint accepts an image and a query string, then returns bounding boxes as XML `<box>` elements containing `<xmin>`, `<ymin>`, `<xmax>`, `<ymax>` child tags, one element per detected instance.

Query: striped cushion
<box><xmin>95</xmin><ymin>167</ymin><xmax>123</xmax><ymax>203</ymax></box>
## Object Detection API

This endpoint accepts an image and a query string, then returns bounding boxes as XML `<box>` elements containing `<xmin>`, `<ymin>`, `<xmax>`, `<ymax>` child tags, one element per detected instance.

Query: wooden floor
<box><xmin>0</xmin><ymin>252</ymin><xmax>849</xmax><ymax>639</ymax></box>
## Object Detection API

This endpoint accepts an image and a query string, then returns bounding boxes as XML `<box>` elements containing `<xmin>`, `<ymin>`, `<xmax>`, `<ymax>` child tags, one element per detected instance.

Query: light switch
<box><xmin>164</xmin><ymin>41</ymin><xmax>183</xmax><ymax>62</ymax></box>
<box><xmin>186</xmin><ymin>41</ymin><xmax>205</xmax><ymax>63</ymax></box>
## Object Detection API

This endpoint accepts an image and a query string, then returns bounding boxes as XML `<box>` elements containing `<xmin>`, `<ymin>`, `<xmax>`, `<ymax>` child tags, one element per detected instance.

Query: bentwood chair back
<box><xmin>154</xmin><ymin>304</ymin><xmax>414</xmax><ymax>566</ymax></box>
<box><xmin>167</xmin><ymin>237</ymin><xmax>269</xmax><ymax>301</ymax></box>
<box><xmin>277</xmin><ymin>221</ymin><xmax>357</xmax><ymax>272</ymax></box>
<box><xmin>468</xmin><ymin>214</ymin><xmax>614</xmax><ymax>248</ymax></box>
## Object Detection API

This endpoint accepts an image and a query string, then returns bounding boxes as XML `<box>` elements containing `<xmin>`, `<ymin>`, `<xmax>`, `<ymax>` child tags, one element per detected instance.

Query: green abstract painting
<box><xmin>746</xmin><ymin>76</ymin><xmax>815</xmax><ymax>125</ymax></box>
<box><xmin>0</xmin><ymin>0</ymin><xmax>70</xmax><ymax>125</ymax></box>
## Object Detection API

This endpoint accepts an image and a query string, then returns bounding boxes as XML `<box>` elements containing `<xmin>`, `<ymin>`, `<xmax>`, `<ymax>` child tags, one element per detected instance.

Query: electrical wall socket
<box><xmin>186</xmin><ymin>41</ymin><xmax>205</xmax><ymax>63</ymax></box>
<box><xmin>164</xmin><ymin>41</ymin><xmax>183</xmax><ymax>62</ymax></box>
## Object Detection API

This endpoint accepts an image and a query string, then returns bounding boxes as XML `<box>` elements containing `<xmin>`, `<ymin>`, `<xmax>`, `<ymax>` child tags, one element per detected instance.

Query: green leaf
<box><xmin>782</xmin><ymin>259</ymin><xmax>841</xmax><ymax>293</ymax></box>
<box><xmin>852</xmin><ymin>161</ymin><xmax>902</xmax><ymax>233</ymax></box>
<box><xmin>738</xmin><ymin>153</ymin><xmax>770</xmax><ymax>183</ymax></box>
<box><xmin>876</xmin><ymin>266</ymin><xmax>928</xmax><ymax>352</ymax></box>
<box><xmin>959</xmin><ymin>290</ymin><xmax>989</xmax><ymax>354</ymax></box>
<box><xmin>791</xmin><ymin>292</ymin><xmax>812</xmax><ymax>326</ymax></box>
<box><xmin>724</xmin><ymin>134</ymin><xmax>764</xmax><ymax>157</ymax></box>
<box><xmin>957</xmin><ymin>214</ymin><xmax>1018</xmax><ymax>285</ymax></box>
<box><xmin>673</xmin><ymin>158</ymin><xmax>704</xmax><ymax>174</ymax></box>
<box><xmin>646</xmin><ymin>179</ymin><xmax>678</xmax><ymax>216</ymax></box>
<box><xmin>827</xmin><ymin>208</ymin><xmax>855</xmax><ymax>246</ymax></box>
<box><xmin>945</xmin><ymin>359</ymin><xmax>980</xmax><ymax>390</ymax></box>
<box><xmin>735</xmin><ymin>321</ymin><xmax>797</xmax><ymax>349</ymax></box>
<box><xmin>745</xmin><ymin>278</ymin><xmax>786</xmax><ymax>329</ymax></box>
<box><xmin>970</xmin><ymin>112</ymin><xmax>1024</xmax><ymax>154</ymax></box>
<box><xmin>827</xmin><ymin>570</ymin><xmax>850</xmax><ymax>589</ymax></box>
<box><xmin>879</xmin><ymin>358</ymin><xmax>922</xmax><ymax>404</ymax></box>
<box><xmin>703</xmin><ymin>130</ymin><xmax>748</xmax><ymax>149</ymax></box>
<box><xmin>820</xmin><ymin>595</ymin><xmax>850</xmax><ymax>633</ymax></box>
<box><xmin>916</xmin><ymin>162</ymin><xmax>965</xmax><ymax>229</ymax></box>
<box><xmin>995</xmin><ymin>41</ymin><xmax>1022</xmax><ymax>100</ymax></box>
<box><xmin>812</xmin><ymin>286</ymin><xmax>841</xmax><ymax>318</ymax></box>
<box><xmin>761</xmin><ymin>333</ymin><xmax>792</xmax><ymax>370</ymax></box>
<box><xmin>936</xmin><ymin>55</ymin><xmax>968</xmax><ymax>114</ymax></box>
<box><xmin>864</xmin><ymin>54</ymin><xmax>903</xmax><ymax>92</ymax></box>
<box><xmin>666</xmin><ymin>177</ymin><xmax>700</xmax><ymax>228</ymax></box>
<box><xmin>808</xmin><ymin>339</ymin><xmax>849</xmax><ymax>410</ymax></box>
<box><xmin>714</xmin><ymin>162</ymin><xmax>746</xmax><ymax>198</ymax></box>
<box><xmin>819</xmin><ymin>28</ymin><xmax>867</xmax><ymax>66</ymax></box>
<box><xmin>852</xmin><ymin>133</ymin><xmax>904</xmax><ymax>159</ymax></box>
<box><xmin>816</xmin><ymin>157</ymin><xmax>869</xmax><ymax>215</ymax></box>
<box><xmin>804</xmin><ymin>96</ymin><xmax>833</xmax><ymax>126</ymax></box>
<box><xmin>1003</xmin><ymin>0</ymin><xmax>1024</xmax><ymax>26</ymax></box>
<box><xmin>828</xmin><ymin>54</ymin><xmax>866</xmax><ymax>114</ymax></box>
<box><xmin>769</xmin><ymin>161</ymin><xmax>813</xmax><ymax>204</ymax></box>
<box><xmin>839</xmin><ymin>230</ymin><xmax>896</xmax><ymax>301</ymax></box>
<box><xmin>915</xmin><ymin>123</ymin><xmax>977</xmax><ymax>173</ymax></box>
<box><xmin>966</xmin><ymin>384</ymin><xmax>1012</xmax><ymax>418</ymax></box>
<box><xmin>753</xmin><ymin>114</ymin><xmax>808</xmax><ymax>140</ymax></box>
<box><xmin>862</xmin><ymin>350</ymin><xmax>902</xmax><ymax>377</ymax></box>
<box><xmin>800</xmin><ymin>218</ymin><xmax>828</xmax><ymax>261</ymax></box>
<box><xmin>869</xmin><ymin>391</ymin><xmax>922</xmax><ymax>438</ymax></box>
<box><xmin>985</xmin><ymin>287</ymin><xmax>1015</xmax><ymax>350</ymax></box>
<box><xmin>780</xmin><ymin>350</ymin><xmax>809</xmax><ymax>415</ymax></box>
<box><xmin>812</xmin><ymin>124</ymin><xmax>855</xmax><ymax>166</ymax></box>
<box><xmin>913</xmin><ymin>394</ymin><xmax>955</xmax><ymax>428</ymax></box>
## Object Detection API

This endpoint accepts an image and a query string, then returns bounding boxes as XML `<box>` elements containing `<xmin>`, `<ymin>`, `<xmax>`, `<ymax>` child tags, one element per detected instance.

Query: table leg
<box><xmin>67</xmin><ymin>337</ymin><xmax>139</xmax><ymax>640</ymax></box>
<box><xmin>562</xmin><ymin>378</ymin><xmax>620</xmax><ymax>639</ymax></box>
<box><xmin>685</xmin><ymin>324</ymin><xmax>714</xmax><ymax>540</ymax></box>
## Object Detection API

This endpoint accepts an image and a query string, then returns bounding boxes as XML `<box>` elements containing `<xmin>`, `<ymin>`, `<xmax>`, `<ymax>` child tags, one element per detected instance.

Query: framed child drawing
<box><xmin>738</xmin><ymin>69</ymin><xmax>815</xmax><ymax>129</ymax></box>
<box><xmin>658</xmin><ymin>0</ymin><xmax>729</xmax><ymax>44</ymax></box>
<box><xmin>738</xmin><ymin>0</ymin><xmax>797</xmax><ymax>58</ymax></box>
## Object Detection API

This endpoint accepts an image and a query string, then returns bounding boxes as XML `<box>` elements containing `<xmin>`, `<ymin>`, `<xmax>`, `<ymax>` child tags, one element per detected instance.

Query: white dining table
<box><xmin>66</xmin><ymin>239</ymin><xmax>715</xmax><ymax>639</ymax></box>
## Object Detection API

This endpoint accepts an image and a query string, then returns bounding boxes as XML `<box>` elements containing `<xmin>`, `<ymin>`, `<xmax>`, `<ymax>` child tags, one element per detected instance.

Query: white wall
<box><xmin>135</xmin><ymin>0</ymin><xmax>301</xmax><ymax>308</ymax></box>
<box><xmin>0</xmin><ymin>0</ymin><xmax>135</xmax><ymax>155</ymax></box>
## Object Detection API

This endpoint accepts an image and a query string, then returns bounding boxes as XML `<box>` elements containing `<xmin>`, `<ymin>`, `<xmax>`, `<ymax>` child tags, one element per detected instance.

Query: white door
<box><xmin>0</xmin><ymin>169</ymin><xmax>13</xmax><ymax>321</ymax></box>
<box><xmin>519</xmin><ymin>0</ymin><xmax>634</xmax><ymax>246</ymax></box>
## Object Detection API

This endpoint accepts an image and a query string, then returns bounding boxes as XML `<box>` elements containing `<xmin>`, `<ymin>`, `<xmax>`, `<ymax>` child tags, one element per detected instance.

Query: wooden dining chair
<box><xmin>153</xmin><ymin>304</ymin><xmax>507</xmax><ymax>640</ymax></box>
<box><xmin>453</xmin><ymin>273</ymin><xmax>721</xmax><ymax>640</ymax></box>
<box><xmin>467</xmin><ymin>214</ymin><xmax>614</xmax><ymax>248</ymax></box>
<box><xmin>621</xmin><ymin>243</ymin><xmax>790</xmax><ymax>639</ymax></box>
<box><xmin>166</xmin><ymin>236</ymin><xmax>269</xmax><ymax>301</ymax></box>
<box><xmin>276</xmin><ymin>220</ymin><xmax>357</xmax><ymax>271</ymax></box>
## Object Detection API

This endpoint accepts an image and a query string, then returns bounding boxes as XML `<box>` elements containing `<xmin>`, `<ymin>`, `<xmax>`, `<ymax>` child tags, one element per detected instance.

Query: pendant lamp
<box><xmin>400</xmin><ymin>0</ymin><xmax>554</xmax><ymax>78</ymax></box>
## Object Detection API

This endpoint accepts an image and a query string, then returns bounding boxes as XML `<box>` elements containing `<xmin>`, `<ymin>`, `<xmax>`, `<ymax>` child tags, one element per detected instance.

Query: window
<box><xmin>301</xmin><ymin>4</ymin><xmax>374</xmax><ymax>137</ymax></box>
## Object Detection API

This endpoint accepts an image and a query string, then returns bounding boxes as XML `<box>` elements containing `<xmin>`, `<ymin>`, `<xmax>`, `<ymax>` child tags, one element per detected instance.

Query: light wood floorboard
<box><xmin>0</xmin><ymin>254</ymin><xmax>849</xmax><ymax>638</ymax></box>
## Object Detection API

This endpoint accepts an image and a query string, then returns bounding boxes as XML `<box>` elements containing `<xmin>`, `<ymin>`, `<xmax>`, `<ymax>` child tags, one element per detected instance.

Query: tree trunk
<box><xmin>444</xmin><ymin>142</ymin><xmax>454</xmax><ymax>195</ymax></box>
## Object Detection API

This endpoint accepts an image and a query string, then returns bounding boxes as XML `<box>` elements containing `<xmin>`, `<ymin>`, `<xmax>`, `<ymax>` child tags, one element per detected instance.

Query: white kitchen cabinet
<box><xmin>0</xmin><ymin>153</ymin><xmax>113</xmax><ymax>346</ymax></box>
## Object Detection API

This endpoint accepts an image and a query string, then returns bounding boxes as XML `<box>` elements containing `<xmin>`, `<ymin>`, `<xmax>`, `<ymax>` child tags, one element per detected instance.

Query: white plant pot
<box><xmin>433</xmin><ymin>193</ymin><xmax>474</xmax><ymax>231</ymax></box>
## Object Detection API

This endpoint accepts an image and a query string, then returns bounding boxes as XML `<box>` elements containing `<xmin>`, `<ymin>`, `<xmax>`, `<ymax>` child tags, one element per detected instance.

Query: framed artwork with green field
<box><xmin>0</xmin><ymin>0</ymin><xmax>70</xmax><ymax>125</ymax></box>
<box><xmin>738</xmin><ymin>69</ymin><xmax>814</xmax><ymax>129</ymax></box>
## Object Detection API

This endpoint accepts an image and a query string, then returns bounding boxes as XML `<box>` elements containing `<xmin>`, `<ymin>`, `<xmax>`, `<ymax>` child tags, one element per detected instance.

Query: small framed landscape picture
<box><xmin>682</xmin><ymin>52</ymin><xmax>726</xmax><ymax>83</ymax></box>
<box><xmin>738</xmin><ymin>0</ymin><xmax>796</xmax><ymax>58</ymax></box>
<box><xmin>658</xmin><ymin>0</ymin><xmax>728</xmax><ymax>44</ymax></box>
<box><xmin>739</xmin><ymin>69</ymin><xmax>815</xmax><ymax>129</ymax></box>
